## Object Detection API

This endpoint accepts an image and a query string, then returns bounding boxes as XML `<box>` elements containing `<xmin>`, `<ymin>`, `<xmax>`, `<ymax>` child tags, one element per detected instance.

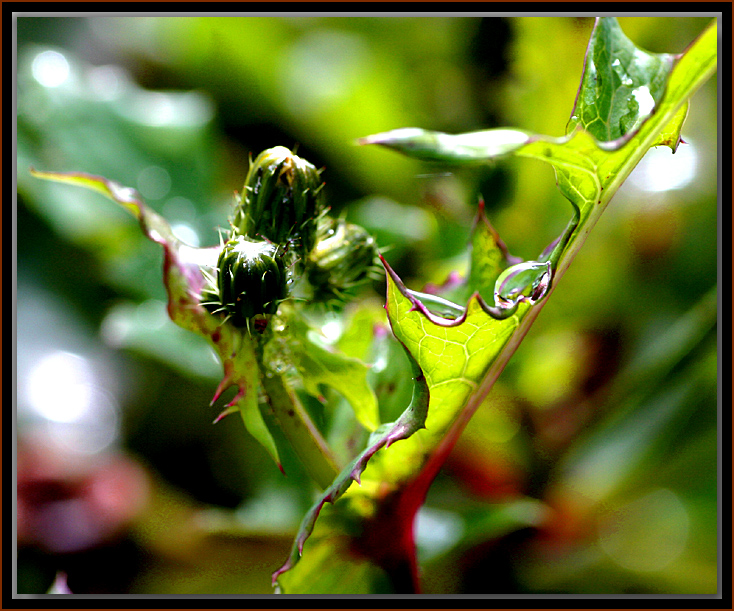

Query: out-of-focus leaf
<box><xmin>17</xmin><ymin>47</ymin><xmax>220</xmax><ymax>278</ymax></box>
<box><xmin>520</xmin><ymin>343</ymin><xmax>717</xmax><ymax>594</ymax></box>
<box><xmin>129</xmin><ymin>479</ymin><xmax>295</xmax><ymax>594</ymax></box>
<box><xmin>605</xmin><ymin>285</ymin><xmax>718</xmax><ymax>407</ymax></box>
<box><xmin>550</xmin><ymin>287</ymin><xmax>718</xmax><ymax>508</ymax></box>
<box><xmin>100</xmin><ymin>299</ymin><xmax>222</xmax><ymax>381</ymax></box>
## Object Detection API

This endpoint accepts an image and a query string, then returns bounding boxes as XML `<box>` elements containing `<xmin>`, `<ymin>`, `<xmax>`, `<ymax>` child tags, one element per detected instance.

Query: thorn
<box><xmin>213</xmin><ymin>406</ymin><xmax>238</xmax><ymax>424</ymax></box>
<box><xmin>350</xmin><ymin>464</ymin><xmax>364</xmax><ymax>485</ymax></box>
<box><xmin>210</xmin><ymin>375</ymin><xmax>233</xmax><ymax>406</ymax></box>
<box><xmin>226</xmin><ymin>386</ymin><xmax>246</xmax><ymax>408</ymax></box>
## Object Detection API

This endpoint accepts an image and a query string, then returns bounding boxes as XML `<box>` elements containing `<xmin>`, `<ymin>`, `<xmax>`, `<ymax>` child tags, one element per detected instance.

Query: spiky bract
<box><xmin>201</xmin><ymin>235</ymin><xmax>288</xmax><ymax>328</ymax></box>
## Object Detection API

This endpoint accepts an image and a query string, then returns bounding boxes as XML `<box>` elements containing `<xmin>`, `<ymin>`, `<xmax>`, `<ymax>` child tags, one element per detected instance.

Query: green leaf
<box><xmin>358</xmin><ymin>127</ymin><xmax>532</xmax><ymax>164</ymax></box>
<box><xmin>567</xmin><ymin>17</ymin><xmax>676</xmax><ymax>141</ymax></box>
<box><xmin>285</xmin><ymin>317</ymin><xmax>380</xmax><ymax>432</ymax></box>
<box><xmin>214</xmin><ymin>339</ymin><xmax>284</xmax><ymax>470</ymax></box>
<box><xmin>273</xmin><ymin>337</ymin><xmax>430</xmax><ymax>592</ymax></box>
<box><xmin>274</xmin><ymin>257</ymin><xmax>525</xmax><ymax>591</ymax></box>
<box><xmin>386</xmin><ymin>266</ymin><xmax>522</xmax><ymax>416</ymax></box>
<box><xmin>467</xmin><ymin>199</ymin><xmax>520</xmax><ymax>301</ymax></box>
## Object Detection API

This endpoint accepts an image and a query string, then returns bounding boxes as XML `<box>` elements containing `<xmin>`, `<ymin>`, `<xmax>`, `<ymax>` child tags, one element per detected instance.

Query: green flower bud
<box><xmin>233</xmin><ymin>146</ymin><xmax>324</xmax><ymax>259</ymax></box>
<box><xmin>307</xmin><ymin>217</ymin><xmax>380</xmax><ymax>307</ymax></box>
<box><xmin>202</xmin><ymin>235</ymin><xmax>288</xmax><ymax>328</ymax></box>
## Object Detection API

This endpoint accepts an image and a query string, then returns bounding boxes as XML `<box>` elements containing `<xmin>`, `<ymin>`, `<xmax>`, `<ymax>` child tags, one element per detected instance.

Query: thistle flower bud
<box><xmin>201</xmin><ymin>235</ymin><xmax>288</xmax><ymax>328</ymax></box>
<box><xmin>307</xmin><ymin>217</ymin><xmax>380</xmax><ymax>307</ymax></box>
<box><xmin>233</xmin><ymin>146</ymin><xmax>324</xmax><ymax>259</ymax></box>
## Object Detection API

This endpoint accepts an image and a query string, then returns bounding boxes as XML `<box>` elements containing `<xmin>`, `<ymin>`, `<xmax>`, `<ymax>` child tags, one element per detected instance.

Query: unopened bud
<box><xmin>202</xmin><ymin>235</ymin><xmax>288</xmax><ymax>327</ymax></box>
<box><xmin>307</xmin><ymin>218</ymin><xmax>380</xmax><ymax>307</ymax></box>
<box><xmin>233</xmin><ymin>146</ymin><xmax>324</xmax><ymax>259</ymax></box>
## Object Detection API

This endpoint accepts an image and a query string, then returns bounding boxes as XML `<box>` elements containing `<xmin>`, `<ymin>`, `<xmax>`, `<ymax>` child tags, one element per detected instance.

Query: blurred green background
<box><xmin>15</xmin><ymin>16</ymin><xmax>718</xmax><ymax>595</ymax></box>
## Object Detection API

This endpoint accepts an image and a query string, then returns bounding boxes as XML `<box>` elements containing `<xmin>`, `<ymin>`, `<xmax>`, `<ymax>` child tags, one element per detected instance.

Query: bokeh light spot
<box><xmin>598</xmin><ymin>488</ymin><xmax>689</xmax><ymax>573</ymax></box>
<box><xmin>137</xmin><ymin>165</ymin><xmax>172</xmax><ymax>201</ymax></box>
<box><xmin>31</xmin><ymin>50</ymin><xmax>70</xmax><ymax>88</ymax></box>
<box><xmin>26</xmin><ymin>351</ymin><xmax>94</xmax><ymax>423</ymax></box>
<box><xmin>629</xmin><ymin>140</ymin><xmax>698</xmax><ymax>193</ymax></box>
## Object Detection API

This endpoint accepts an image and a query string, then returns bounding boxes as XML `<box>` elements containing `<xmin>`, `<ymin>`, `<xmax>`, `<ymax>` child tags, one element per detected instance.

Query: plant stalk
<box><xmin>254</xmin><ymin>335</ymin><xmax>340</xmax><ymax>490</ymax></box>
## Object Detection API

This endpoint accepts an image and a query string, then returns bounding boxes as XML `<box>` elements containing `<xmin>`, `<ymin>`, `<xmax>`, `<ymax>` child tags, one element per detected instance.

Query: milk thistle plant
<box><xmin>30</xmin><ymin>18</ymin><xmax>717</xmax><ymax>594</ymax></box>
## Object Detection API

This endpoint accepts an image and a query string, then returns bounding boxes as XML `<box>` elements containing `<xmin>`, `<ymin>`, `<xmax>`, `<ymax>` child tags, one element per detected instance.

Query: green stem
<box><xmin>255</xmin><ymin>335</ymin><xmax>340</xmax><ymax>490</ymax></box>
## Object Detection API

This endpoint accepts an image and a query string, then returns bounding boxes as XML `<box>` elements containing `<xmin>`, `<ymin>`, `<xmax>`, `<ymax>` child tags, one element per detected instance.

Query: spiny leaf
<box><xmin>274</xmin><ymin>256</ymin><xmax>529</xmax><ymax>591</ymax></box>
<box><xmin>272</xmin><ymin>342</ymin><xmax>429</xmax><ymax>590</ymax></box>
<box><xmin>360</xmin><ymin>18</ymin><xmax>716</xmax><ymax>299</ymax></box>
<box><xmin>30</xmin><ymin>168</ymin><xmax>283</xmax><ymax>467</ymax></box>
<box><xmin>382</xmin><ymin>260</ymin><xmax>524</xmax><ymax>436</ymax></box>
<box><xmin>467</xmin><ymin>198</ymin><xmax>521</xmax><ymax>301</ymax></box>
<box><xmin>211</xmin><ymin>336</ymin><xmax>282</xmax><ymax>468</ymax></box>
